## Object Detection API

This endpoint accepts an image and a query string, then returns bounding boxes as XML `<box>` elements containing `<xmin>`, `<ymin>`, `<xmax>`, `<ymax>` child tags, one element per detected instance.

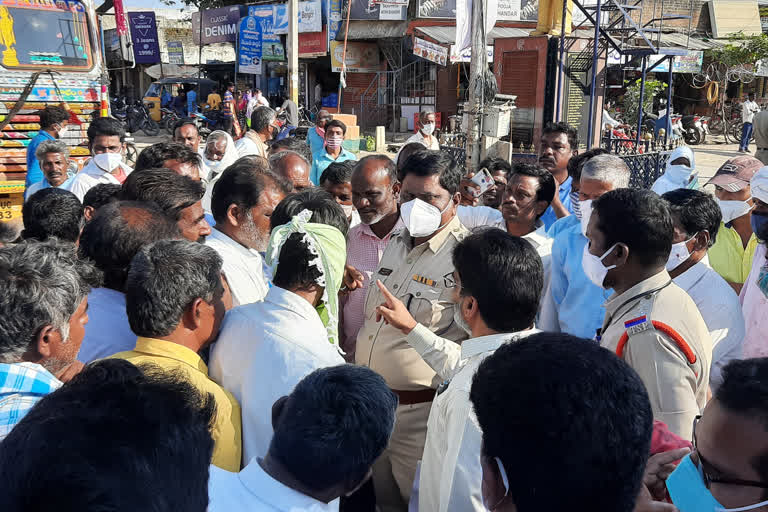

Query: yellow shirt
<box><xmin>111</xmin><ymin>337</ymin><xmax>242</xmax><ymax>471</ymax></box>
<box><xmin>207</xmin><ymin>93</ymin><xmax>222</xmax><ymax>110</ymax></box>
<box><xmin>709</xmin><ymin>222</ymin><xmax>758</xmax><ymax>285</ymax></box>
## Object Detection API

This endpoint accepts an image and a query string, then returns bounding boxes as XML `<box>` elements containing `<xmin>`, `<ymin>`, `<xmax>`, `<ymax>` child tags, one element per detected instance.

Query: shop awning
<box><xmin>414</xmin><ymin>26</ymin><xmax>532</xmax><ymax>45</ymax></box>
<box><xmin>337</xmin><ymin>21</ymin><xmax>410</xmax><ymax>41</ymax></box>
<box><xmin>656</xmin><ymin>32</ymin><xmax>725</xmax><ymax>51</ymax></box>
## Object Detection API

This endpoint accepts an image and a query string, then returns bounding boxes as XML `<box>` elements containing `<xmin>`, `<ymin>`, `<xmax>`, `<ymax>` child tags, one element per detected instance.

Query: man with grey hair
<box><xmin>0</xmin><ymin>239</ymin><xmax>100</xmax><ymax>439</ymax></box>
<box><xmin>236</xmin><ymin>105</ymin><xmax>278</xmax><ymax>159</ymax></box>
<box><xmin>111</xmin><ymin>239</ymin><xmax>241</xmax><ymax>471</ymax></box>
<box><xmin>25</xmin><ymin>139</ymin><xmax>75</xmax><ymax>201</ymax></box>
<box><xmin>269</xmin><ymin>150</ymin><xmax>312</xmax><ymax>192</ymax></box>
<box><xmin>540</xmin><ymin>153</ymin><xmax>630</xmax><ymax>337</ymax></box>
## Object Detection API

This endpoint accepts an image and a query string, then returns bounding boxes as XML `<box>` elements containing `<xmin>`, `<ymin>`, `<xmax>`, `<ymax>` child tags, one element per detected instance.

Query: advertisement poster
<box><xmin>414</xmin><ymin>37</ymin><xmax>448</xmax><ymax>66</ymax></box>
<box><xmin>449</xmin><ymin>44</ymin><xmax>493</xmax><ymax>63</ymax></box>
<box><xmin>249</xmin><ymin>6</ymin><xmax>286</xmax><ymax>61</ymax></box>
<box><xmin>238</xmin><ymin>16</ymin><xmax>263</xmax><ymax>74</ymax></box>
<box><xmin>128</xmin><ymin>12</ymin><xmax>160</xmax><ymax>64</ymax></box>
<box><xmin>417</xmin><ymin>0</ymin><xmax>526</xmax><ymax>20</ymax></box>
<box><xmin>299</xmin><ymin>27</ymin><xmax>327</xmax><ymax>57</ymax></box>
<box><xmin>273</xmin><ymin>0</ymin><xmax>323</xmax><ymax>34</ymax></box>
<box><xmin>192</xmin><ymin>6</ymin><xmax>246</xmax><ymax>45</ymax></box>
<box><xmin>167</xmin><ymin>41</ymin><xmax>184</xmax><ymax>65</ymax></box>
<box><xmin>330</xmin><ymin>41</ymin><xmax>381</xmax><ymax>72</ymax></box>
<box><xmin>328</xmin><ymin>0</ymin><xmax>343</xmax><ymax>45</ymax></box>
<box><xmin>349</xmin><ymin>0</ymin><xmax>407</xmax><ymax>20</ymax></box>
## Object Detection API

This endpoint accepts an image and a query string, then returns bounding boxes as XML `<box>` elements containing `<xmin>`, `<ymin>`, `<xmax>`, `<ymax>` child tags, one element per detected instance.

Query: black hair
<box><xmin>661</xmin><ymin>189</ymin><xmax>722</xmax><ymax>248</ymax></box>
<box><xmin>252</xmin><ymin>106</ymin><xmax>276</xmax><ymax>132</ymax></box>
<box><xmin>173</xmin><ymin>117</ymin><xmax>199</xmax><ymax>136</ymax></box>
<box><xmin>87</xmin><ymin>117</ymin><xmax>126</xmax><ymax>143</ymax></box>
<box><xmin>397</xmin><ymin>142</ymin><xmax>427</xmax><ymax>176</ymax></box>
<box><xmin>22</xmin><ymin>188</ymin><xmax>84</xmax><ymax>243</ymax></box>
<box><xmin>211</xmin><ymin>166</ymin><xmax>292</xmax><ymax>224</ymax></box>
<box><xmin>593</xmin><ymin>188</ymin><xmax>673</xmax><ymax>267</ymax></box>
<box><xmin>38</xmin><ymin>106</ymin><xmax>69</xmax><ymax>130</ymax></box>
<box><xmin>319</xmin><ymin>160</ymin><xmax>355</xmax><ymax>186</ymax></box>
<box><xmin>135</xmin><ymin>142</ymin><xmax>201</xmax><ymax>172</ymax></box>
<box><xmin>121</xmin><ymin>168</ymin><xmax>205</xmax><ymax>222</ymax></box>
<box><xmin>270</xmin><ymin>365</ymin><xmax>398</xmax><ymax>493</ymax></box>
<box><xmin>269</xmin><ymin>137</ymin><xmax>313</xmax><ymax>165</ymax></box>
<box><xmin>543</xmin><ymin>121</ymin><xmax>578</xmax><ymax>151</ymax></box>
<box><xmin>400</xmin><ymin>150</ymin><xmax>462</xmax><ymax>196</ymax></box>
<box><xmin>453</xmin><ymin>229</ymin><xmax>542</xmax><ymax>332</ymax></box>
<box><xmin>0</xmin><ymin>359</ymin><xmax>215</xmax><ymax>512</ymax></box>
<box><xmin>78</xmin><ymin>201</ymin><xmax>181</xmax><ymax>291</ymax></box>
<box><xmin>227</xmin><ymin>81</ymin><xmax>234</xmax><ymax>88</ymax></box>
<box><xmin>325</xmin><ymin>119</ymin><xmax>347</xmax><ymax>136</ymax></box>
<box><xmin>232</xmin><ymin>155</ymin><xmax>270</xmax><ymax>170</ymax></box>
<box><xmin>567</xmin><ymin>147</ymin><xmax>609</xmax><ymax>181</ymax></box>
<box><xmin>510</xmin><ymin>163</ymin><xmax>556</xmax><ymax>216</ymax></box>
<box><xmin>270</xmin><ymin>189</ymin><xmax>348</xmax><ymax>290</ymax></box>
<box><xmin>478</xmin><ymin>157</ymin><xmax>512</xmax><ymax>178</ymax></box>
<box><xmin>470</xmin><ymin>332</ymin><xmax>653</xmax><ymax>512</ymax></box>
<box><xmin>83</xmin><ymin>183</ymin><xmax>121</xmax><ymax>212</ymax></box>
<box><xmin>354</xmin><ymin>154</ymin><xmax>398</xmax><ymax>185</ymax></box>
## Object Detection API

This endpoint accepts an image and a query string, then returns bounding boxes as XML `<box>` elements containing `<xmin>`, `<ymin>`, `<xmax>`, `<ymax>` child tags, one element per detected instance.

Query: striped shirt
<box><xmin>223</xmin><ymin>91</ymin><xmax>234</xmax><ymax>118</ymax></box>
<box><xmin>0</xmin><ymin>362</ymin><xmax>62</xmax><ymax>440</ymax></box>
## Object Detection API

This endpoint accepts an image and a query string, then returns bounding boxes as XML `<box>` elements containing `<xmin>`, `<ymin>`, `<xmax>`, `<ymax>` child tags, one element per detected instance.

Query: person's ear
<box><xmin>452</xmin><ymin>191</ymin><xmax>461</xmax><ymax>207</ymax></box>
<box><xmin>391</xmin><ymin>181</ymin><xmax>401</xmax><ymax>199</ymax></box>
<box><xmin>83</xmin><ymin>205</ymin><xmax>95</xmax><ymax>222</ymax></box>
<box><xmin>613</xmin><ymin>243</ymin><xmax>630</xmax><ymax>267</ymax></box>
<box><xmin>534</xmin><ymin>199</ymin><xmax>549</xmax><ymax>217</ymax></box>
<box><xmin>693</xmin><ymin>230</ymin><xmax>710</xmax><ymax>252</ymax></box>
<box><xmin>463</xmin><ymin>296</ymin><xmax>478</xmax><ymax>324</ymax></box>
<box><xmin>35</xmin><ymin>324</ymin><xmax>62</xmax><ymax>359</ymax></box>
<box><xmin>226</xmin><ymin>204</ymin><xmax>242</xmax><ymax>227</ymax></box>
<box><xmin>185</xmin><ymin>297</ymin><xmax>206</xmax><ymax>330</ymax></box>
<box><xmin>271</xmin><ymin>395</ymin><xmax>289</xmax><ymax>430</ymax></box>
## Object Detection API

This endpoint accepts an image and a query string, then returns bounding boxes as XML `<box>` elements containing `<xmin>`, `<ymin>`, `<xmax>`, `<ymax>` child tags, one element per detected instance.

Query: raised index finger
<box><xmin>376</xmin><ymin>279</ymin><xmax>395</xmax><ymax>301</ymax></box>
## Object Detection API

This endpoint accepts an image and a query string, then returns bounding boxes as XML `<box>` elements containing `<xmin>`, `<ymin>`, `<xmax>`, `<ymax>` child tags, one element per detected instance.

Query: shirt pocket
<box><xmin>403</xmin><ymin>279</ymin><xmax>444</xmax><ymax>326</ymax></box>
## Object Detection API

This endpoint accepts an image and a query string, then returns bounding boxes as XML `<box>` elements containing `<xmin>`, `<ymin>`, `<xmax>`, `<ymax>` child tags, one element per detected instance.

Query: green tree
<box><xmin>622</xmin><ymin>78</ymin><xmax>667</xmax><ymax>126</ymax></box>
<box><xmin>709</xmin><ymin>32</ymin><xmax>768</xmax><ymax>68</ymax></box>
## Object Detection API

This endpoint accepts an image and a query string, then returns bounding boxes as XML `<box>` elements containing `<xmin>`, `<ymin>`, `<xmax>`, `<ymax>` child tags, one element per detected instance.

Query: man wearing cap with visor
<box><xmin>738</xmin><ymin>166</ymin><xmax>768</xmax><ymax>358</ymax></box>
<box><xmin>706</xmin><ymin>156</ymin><xmax>764</xmax><ymax>294</ymax></box>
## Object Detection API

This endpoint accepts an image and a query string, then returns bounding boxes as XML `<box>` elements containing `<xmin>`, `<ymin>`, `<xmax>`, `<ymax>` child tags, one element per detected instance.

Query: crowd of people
<box><xmin>3</xmin><ymin>104</ymin><xmax>768</xmax><ymax>512</ymax></box>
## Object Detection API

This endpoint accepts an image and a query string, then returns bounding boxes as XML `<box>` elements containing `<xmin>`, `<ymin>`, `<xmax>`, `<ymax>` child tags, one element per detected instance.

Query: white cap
<box><xmin>751</xmin><ymin>166</ymin><xmax>768</xmax><ymax>204</ymax></box>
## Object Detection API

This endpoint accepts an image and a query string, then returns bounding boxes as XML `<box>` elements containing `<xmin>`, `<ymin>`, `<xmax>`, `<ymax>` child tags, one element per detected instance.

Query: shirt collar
<box><xmin>403</xmin><ymin>215</ymin><xmax>463</xmax><ymax>253</ymax></box>
<box><xmin>559</xmin><ymin>175</ymin><xmax>573</xmax><ymax>192</ymax></box>
<box><xmin>461</xmin><ymin>328</ymin><xmax>541</xmax><ymax>360</ymax></box>
<box><xmin>522</xmin><ymin>220</ymin><xmax>548</xmax><ymax>248</ymax></box>
<box><xmin>209</xmin><ymin>227</ymin><xmax>261</xmax><ymax>260</ymax></box>
<box><xmin>237</xmin><ymin>460</ymin><xmax>338</xmax><ymax>511</ymax></box>
<box><xmin>0</xmin><ymin>362</ymin><xmax>61</xmax><ymax>395</ymax></box>
<box><xmin>671</xmin><ymin>255</ymin><xmax>711</xmax><ymax>291</ymax></box>
<box><xmin>603</xmin><ymin>270</ymin><xmax>671</xmax><ymax>316</ymax></box>
<box><xmin>359</xmin><ymin>218</ymin><xmax>404</xmax><ymax>240</ymax></box>
<box><xmin>133</xmin><ymin>337</ymin><xmax>209</xmax><ymax>375</ymax></box>
<box><xmin>264</xmin><ymin>286</ymin><xmax>323</xmax><ymax>325</ymax></box>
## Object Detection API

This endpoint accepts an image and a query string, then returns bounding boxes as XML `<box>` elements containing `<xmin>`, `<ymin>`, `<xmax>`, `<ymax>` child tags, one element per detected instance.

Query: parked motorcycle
<box><xmin>160</xmin><ymin>107</ymin><xmax>180</xmax><ymax>135</ymax></box>
<box><xmin>193</xmin><ymin>110</ymin><xmax>226</xmax><ymax>139</ymax></box>
<box><xmin>129</xmin><ymin>101</ymin><xmax>160</xmax><ymax>137</ymax></box>
<box><xmin>681</xmin><ymin>115</ymin><xmax>706</xmax><ymax>145</ymax></box>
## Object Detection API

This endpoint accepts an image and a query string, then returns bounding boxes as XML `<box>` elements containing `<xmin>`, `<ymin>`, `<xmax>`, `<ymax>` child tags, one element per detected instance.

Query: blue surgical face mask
<box><xmin>667</xmin><ymin>454</ymin><xmax>768</xmax><ymax>512</ymax></box>
<box><xmin>758</xmin><ymin>265</ymin><xmax>768</xmax><ymax>299</ymax></box>
<box><xmin>751</xmin><ymin>211</ymin><xmax>768</xmax><ymax>237</ymax></box>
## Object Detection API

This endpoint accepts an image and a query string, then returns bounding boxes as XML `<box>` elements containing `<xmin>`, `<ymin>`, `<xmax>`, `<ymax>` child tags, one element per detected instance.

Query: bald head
<box><xmin>352</xmin><ymin>155</ymin><xmax>400</xmax><ymax>226</ymax></box>
<box><xmin>269</xmin><ymin>151</ymin><xmax>312</xmax><ymax>192</ymax></box>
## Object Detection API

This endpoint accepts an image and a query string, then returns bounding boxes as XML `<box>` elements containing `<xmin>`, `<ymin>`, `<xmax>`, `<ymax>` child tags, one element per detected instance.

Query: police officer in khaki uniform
<box><xmin>356</xmin><ymin>150</ymin><xmax>468</xmax><ymax>512</ymax></box>
<box><xmin>584</xmin><ymin>188</ymin><xmax>712</xmax><ymax>440</ymax></box>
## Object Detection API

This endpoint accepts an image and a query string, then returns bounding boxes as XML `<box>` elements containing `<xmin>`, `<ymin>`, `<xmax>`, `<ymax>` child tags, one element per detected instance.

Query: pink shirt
<box><xmin>341</xmin><ymin>219</ymin><xmax>404</xmax><ymax>359</ymax></box>
<box><xmin>740</xmin><ymin>242</ymin><xmax>768</xmax><ymax>358</ymax></box>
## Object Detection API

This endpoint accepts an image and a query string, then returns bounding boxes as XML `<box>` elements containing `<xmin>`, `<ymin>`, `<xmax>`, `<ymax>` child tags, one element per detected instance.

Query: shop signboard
<box><xmin>167</xmin><ymin>41</ymin><xmax>184</xmax><ymax>65</ymax></box>
<box><xmin>637</xmin><ymin>52</ymin><xmax>704</xmax><ymax>73</ymax></box>
<box><xmin>330</xmin><ymin>41</ymin><xmax>381</xmax><ymax>72</ymax></box>
<box><xmin>238</xmin><ymin>15</ymin><xmax>263</xmax><ymax>74</ymax></box>
<box><xmin>128</xmin><ymin>12</ymin><xmax>160</xmax><ymax>64</ymax></box>
<box><xmin>248</xmin><ymin>5</ymin><xmax>285</xmax><ymax>61</ymax></box>
<box><xmin>192</xmin><ymin>6</ymin><xmax>246</xmax><ymax>45</ymax></box>
<box><xmin>449</xmin><ymin>44</ymin><xmax>493</xmax><ymax>63</ymax></box>
<box><xmin>414</xmin><ymin>37</ymin><xmax>448</xmax><ymax>66</ymax></box>
<box><xmin>417</xmin><ymin>0</ymin><xmax>532</xmax><ymax>20</ymax></box>
<box><xmin>328</xmin><ymin>0</ymin><xmax>343</xmax><ymax>44</ymax></box>
<box><xmin>349</xmin><ymin>0</ymin><xmax>406</xmax><ymax>20</ymax></box>
<box><xmin>273</xmin><ymin>0</ymin><xmax>323</xmax><ymax>34</ymax></box>
<box><xmin>299</xmin><ymin>27</ymin><xmax>327</xmax><ymax>57</ymax></box>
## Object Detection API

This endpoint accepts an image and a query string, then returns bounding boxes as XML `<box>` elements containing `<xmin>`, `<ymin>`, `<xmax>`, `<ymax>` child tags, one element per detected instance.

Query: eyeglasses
<box><xmin>693</xmin><ymin>415</ymin><xmax>768</xmax><ymax>489</ymax></box>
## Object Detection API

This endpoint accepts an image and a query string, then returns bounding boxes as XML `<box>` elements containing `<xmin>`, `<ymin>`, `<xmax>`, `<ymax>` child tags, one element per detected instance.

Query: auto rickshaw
<box><xmin>143</xmin><ymin>77</ymin><xmax>217</xmax><ymax>121</ymax></box>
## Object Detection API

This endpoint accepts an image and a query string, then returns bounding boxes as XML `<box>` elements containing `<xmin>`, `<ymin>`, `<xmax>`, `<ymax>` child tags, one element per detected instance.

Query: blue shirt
<box><xmin>547</xmin><ymin>213</ymin><xmax>579</xmax><ymax>239</ymax></box>
<box><xmin>309</xmin><ymin>148</ymin><xmax>356</xmax><ymax>185</ymax></box>
<box><xmin>25</xmin><ymin>130</ymin><xmax>55</xmax><ymax>188</ymax></box>
<box><xmin>548</xmin><ymin>220</ymin><xmax>608</xmax><ymax>339</ymax></box>
<box><xmin>540</xmin><ymin>175</ymin><xmax>574</xmax><ymax>231</ymax></box>
<box><xmin>187</xmin><ymin>90</ymin><xmax>198</xmax><ymax>116</ymax></box>
<box><xmin>0</xmin><ymin>362</ymin><xmax>61</xmax><ymax>440</ymax></box>
<box><xmin>24</xmin><ymin>173</ymin><xmax>76</xmax><ymax>200</ymax></box>
<box><xmin>307</xmin><ymin>127</ymin><xmax>325</xmax><ymax>156</ymax></box>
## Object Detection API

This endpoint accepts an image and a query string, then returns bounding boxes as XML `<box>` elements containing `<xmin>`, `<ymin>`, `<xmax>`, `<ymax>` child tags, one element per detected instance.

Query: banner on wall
<box><xmin>273</xmin><ymin>0</ymin><xmax>323</xmax><ymax>34</ymax></box>
<box><xmin>328</xmin><ymin>0</ymin><xmax>343</xmax><ymax>47</ymax></box>
<box><xmin>417</xmin><ymin>0</ymin><xmax>532</xmax><ymax>20</ymax></box>
<box><xmin>414</xmin><ymin>37</ymin><xmax>448</xmax><ymax>66</ymax></box>
<box><xmin>128</xmin><ymin>12</ymin><xmax>160</xmax><ymax>64</ymax></box>
<box><xmin>249</xmin><ymin>5</ymin><xmax>286</xmax><ymax>61</ymax></box>
<box><xmin>192</xmin><ymin>5</ymin><xmax>246</xmax><ymax>45</ymax></box>
<box><xmin>299</xmin><ymin>27</ymin><xmax>328</xmax><ymax>57</ymax></box>
<box><xmin>238</xmin><ymin>16</ymin><xmax>263</xmax><ymax>74</ymax></box>
<box><xmin>348</xmin><ymin>0</ymin><xmax>407</xmax><ymax>20</ymax></box>
<box><xmin>330</xmin><ymin>41</ymin><xmax>381</xmax><ymax>72</ymax></box>
<box><xmin>449</xmin><ymin>44</ymin><xmax>493</xmax><ymax>63</ymax></box>
<box><xmin>167</xmin><ymin>41</ymin><xmax>185</xmax><ymax>65</ymax></box>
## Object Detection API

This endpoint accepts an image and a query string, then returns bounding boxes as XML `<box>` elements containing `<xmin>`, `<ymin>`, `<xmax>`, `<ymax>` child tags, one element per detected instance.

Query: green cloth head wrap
<box><xmin>265</xmin><ymin>209</ymin><xmax>347</xmax><ymax>348</ymax></box>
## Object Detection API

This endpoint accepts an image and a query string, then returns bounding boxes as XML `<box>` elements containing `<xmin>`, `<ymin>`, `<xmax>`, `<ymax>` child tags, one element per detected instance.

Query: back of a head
<box><xmin>0</xmin><ymin>239</ymin><xmax>100</xmax><ymax>363</ymax></box>
<box><xmin>83</xmin><ymin>183</ymin><xmax>122</xmax><ymax>211</ymax></box>
<box><xmin>580</xmin><ymin>153</ymin><xmax>630</xmax><ymax>188</ymax></box>
<box><xmin>125</xmin><ymin>239</ymin><xmax>222</xmax><ymax>338</ymax></box>
<box><xmin>135</xmin><ymin>142</ymin><xmax>201</xmax><ymax>172</ymax></box>
<box><xmin>453</xmin><ymin>229</ymin><xmax>543</xmax><ymax>332</ymax></box>
<box><xmin>400</xmin><ymin>150</ymin><xmax>461</xmax><ymax>196</ymax></box>
<box><xmin>470</xmin><ymin>332</ymin><xmax>653</xmax><ymax>512</ymax></box>
<box><xmin>567</xmin><ymin>147</ymin><xmax>609</xmax><ymax>181</ymax></box>
<box><xmin>251</xmin><ymin>106</ymin><xmax>276</xmax><ymax>132</ymax></box>
<box><xmin>121</xmin><ymin>168</ymin><xmax>204</xmax><ymax>221</ymax></box>
<box><xmin>0</xmin><ymin>359</ymin><xmax>215</xmax><ymax>512</ymax></box>
<box><xmin>593</xmin><ymin>188</ymin><xmax>673</xmax><ymax>267</ymax></box>
<box><xmin>270</xmin><ymin>364</ymin><xmax>398</xmax><ymax>493</ymax></box>
<box><xmin>211</xmin><ymin>166</ymin><xmax>291</xmax><ymax>225</ymax></box>
<box><xmin>38</xmin><ymin>105</ymin><xmax>69</xmax><ymax>130</ymax></box>
<box><xmin>22</xmin><ymin>188</ymin><xmax>84</xmax><ymax>243</ymax></box>
<box><xmin>270</xmin><ymin>137</ymin><xmax>313</xmax><ymax>165</ymax></box>
<box><xmin>269</xmin><ymin>149</ymin><xmax>310</xmax><ymax>176</ymax></box>
<box><xmin>716</xmin><ymin>358</ymin><xmax>768</xmax><ymax>430</ymax></box>
<box><xmin>87</xmin><ymin>117</ymin><xmax>126</xmax><ymax>143</ymax></box>
<box><xmin>319</xmin><ymin>160</ymin><xmax>355</xmax><ymax>186</ymax></box>
<box><xmin>396</xmin><ymin>142</ymin><xmax>427</xmax><ymax>175</ymax></box>
<box><xmin>78</xmin><ymin>201</ymin><xmax>181</xmax><ymax>291</ymax></box>
<box><xmin>232</xmin><ymin>155</ymin><xmax>270</xmax><ymax>170</ymax></box>
<box><xmin>661</xmin><ymin>188</ymin><xmax>722</xmax><ymax>248</ymax></box>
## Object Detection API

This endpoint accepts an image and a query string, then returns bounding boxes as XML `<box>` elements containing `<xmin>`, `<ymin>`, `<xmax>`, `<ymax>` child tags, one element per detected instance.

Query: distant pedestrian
<box><xmin>740</xmin><ymin>92</ymin><xmax>760</xmax><ymax>153</ymax></box>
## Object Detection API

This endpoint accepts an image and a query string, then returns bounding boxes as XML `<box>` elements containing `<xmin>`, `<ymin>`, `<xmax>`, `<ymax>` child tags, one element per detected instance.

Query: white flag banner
<box><xmin>455</xmin><ymin>0</ymin><xmax>498</xmax><ymax>54</ymax></box>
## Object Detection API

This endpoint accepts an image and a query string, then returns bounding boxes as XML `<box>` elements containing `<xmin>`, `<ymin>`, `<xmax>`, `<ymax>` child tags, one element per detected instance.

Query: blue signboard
<box><xmin>327</xmin><ymin>0</ymin><xmax>342</xmax><ymax>48</ymax></box>
<box><xmin>128</xmin><ymin>12</ymin><xmax>161</xmax><ymax>64</ymax></box>
<box><xmin>248</xmin><ymin>5</ymin><xmax>285</xmax><ymax>61</ymax></box>
<box><xmin>238</xmin><ymin>16</ymin><xmax>263</xmax><ymax>74</ymax></box>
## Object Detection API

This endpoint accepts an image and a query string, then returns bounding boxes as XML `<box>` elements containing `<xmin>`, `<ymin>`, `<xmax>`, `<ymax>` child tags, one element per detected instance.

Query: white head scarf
<box><xmin>202</xmin><ymin>130</ymin><xmax>238</xmax><ymax>181</ymax></box>
<box><xmin>751</xmin><ymin>166</ymin><xmax>768</xmax><ymax>204</ymax></box>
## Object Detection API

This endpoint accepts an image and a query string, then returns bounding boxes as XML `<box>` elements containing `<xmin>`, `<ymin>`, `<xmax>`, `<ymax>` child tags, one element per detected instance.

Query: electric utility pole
<box><xmin>466</xmin><ymin>0</ymin><xmax>485</xmax><ymax>170</ymax></box>
<box><xmin>288</xmin><ymin>0</ymin><xmax>299</xmax><ymax>103</ymax></box>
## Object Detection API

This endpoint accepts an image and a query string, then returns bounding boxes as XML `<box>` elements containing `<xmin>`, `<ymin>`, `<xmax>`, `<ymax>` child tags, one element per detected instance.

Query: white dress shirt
<box><xmin>209</xmin><ymin>286</ymin><xmax>345</xmax><ymax>464</ymax></box>
<box><xmin>206</xmin><ymin>227</ymin><xmax>268</xmax><ymax>306</ymax></box>
<box><xmin>672</xmin><ymin>255</ymin><xmax>744</xmax><ymax>390</ymax></box>
<box><xmin>743</xmin><ymin>99</ymin><xmax>760</xmax><ymax>124</ymax></box>
<box><xmin>77</xmin><ymin>287</ymin><xmax>136</xmax><ymax>363</ymax></box>
<box><xmin>457</xmin><ymin>205</ymin><xmax>503</xmax><ymax>229</ymax></box>
<box><xmin>209</xmin><ymin>461</ymin><xmax>339</xmax><ymax>512</ymax></box>
<box><xmin>521</xmin><ymin>220</ymin><xmax>553</xmax><ymax>295</ymax></box>
<box><xmin>419</xmin><ymin>329</ymin><xmax>539</xmax><ymax>512</ymax></box>
<box><xmin>66</xmin><ymin>159</ymin><xmax>133</xmax><ymax>202</ymax></box>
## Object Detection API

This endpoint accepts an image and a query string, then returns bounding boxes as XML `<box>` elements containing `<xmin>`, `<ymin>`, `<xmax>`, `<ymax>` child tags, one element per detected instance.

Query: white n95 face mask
<box><xmin>341</xmin><ymin>203</ymin><xmax>355</xmax><ymax>219</ymax></box>
<box><xmin>421</xmin><ymin>122</ymin><xmax>435</xmax><ymax>136</ymax></box>
<box><xmin>93</xmin><ymin>152</ymin><xmax>123</xmax><ymax>172</ymax></box>
<box><xmin>716</xmin><ymin>197</ymin><xmax>754</xmax><ymax>224</ymax></box>
<box><xmin>400</xmin><ymin>198</ymin><xmax>449</xmax><ymax>238</ymax></box>
<box><xmin>582</xmin><ymin>243</ymin><xmax>618</xmax><ymax>288</ymax></box>
<box><xmin>579</xmin><ymin>199</ymin><xmax>593</xmax><ymax>236</ymax></box>
<box><xmin>666</xmin><ymin>236</ymin><xmax>694</xmax><ymax>271</ymax></box>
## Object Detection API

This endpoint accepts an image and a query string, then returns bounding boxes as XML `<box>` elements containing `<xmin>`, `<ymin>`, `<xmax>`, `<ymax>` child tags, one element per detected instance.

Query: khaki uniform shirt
<box><xmin>355</xmin><ymin>216</ymin><xmax>469</xmax><ymax>390</ymax></box>
<box><xmin>599</xmin><ymin>271</ymin><xmax>712</xmax><ymax>440</ymax></box>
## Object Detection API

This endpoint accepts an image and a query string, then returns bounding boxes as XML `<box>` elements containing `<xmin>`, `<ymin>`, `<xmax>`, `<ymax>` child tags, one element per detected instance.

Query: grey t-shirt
<box><xmin>281</xmin><ymin>99</ymin><xmax>298</xmax><ymax>126</ymax></box>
